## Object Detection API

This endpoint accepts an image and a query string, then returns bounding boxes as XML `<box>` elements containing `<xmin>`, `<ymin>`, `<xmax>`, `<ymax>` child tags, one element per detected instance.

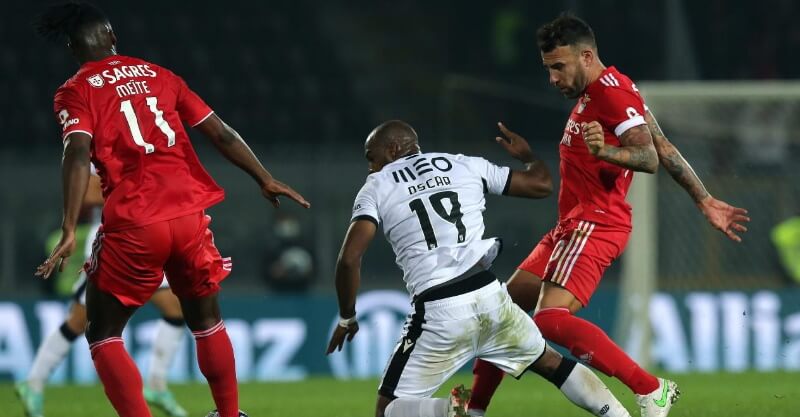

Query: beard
<box><xmin>562</xmin><ymin>71</ymin><xmax>587</xmax><ymax>99</ymax></box>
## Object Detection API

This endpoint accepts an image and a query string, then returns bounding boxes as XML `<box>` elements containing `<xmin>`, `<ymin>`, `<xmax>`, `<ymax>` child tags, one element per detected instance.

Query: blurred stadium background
<box><xmin>1</xmin><ymin>0</ymin><xmax>799</xmax><ymax>410</ymax></box>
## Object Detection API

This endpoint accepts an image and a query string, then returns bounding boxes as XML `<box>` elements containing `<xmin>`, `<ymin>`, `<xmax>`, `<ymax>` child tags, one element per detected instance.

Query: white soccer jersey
<box><xmin>351</xmin><ymin>152</ymin><xmax>511</xmax><ymax>296</ymax></box>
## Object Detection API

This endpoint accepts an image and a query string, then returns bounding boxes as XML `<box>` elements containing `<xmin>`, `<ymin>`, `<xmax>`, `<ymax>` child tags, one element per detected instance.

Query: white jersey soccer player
<box><xmin>327</xmin><ymin>120</ymin><xmax>633</xmax><ymax>417</ymax></box>
<box><xmin>351</xmin><ymin>151</ymin><xmax>510</xmax><ymax>296</ymax></box>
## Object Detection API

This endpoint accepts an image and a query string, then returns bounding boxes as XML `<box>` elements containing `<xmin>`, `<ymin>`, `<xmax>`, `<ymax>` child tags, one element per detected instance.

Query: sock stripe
<box><xmin>89</xmin><ymin>337</ymin><xmax>123</xmax><ymax>354</ymax></box>
<box><xmin>193</xmin><ymin>321</ymin><xmax>225</xmax><ymax>339</ymax></box>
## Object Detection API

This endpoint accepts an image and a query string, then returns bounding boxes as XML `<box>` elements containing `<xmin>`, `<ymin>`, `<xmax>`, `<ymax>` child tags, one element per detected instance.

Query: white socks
<box><xmin>384</xmin><ymin>398</ymin><xmax>449</xmax><ymax>417</ymax></box>
<box><xmin>27</xmin><ymin>325</ymin><xmax>76</xmax><ymax>392</ymax></box>
<box><xmin>146</xmin><ymin>319</ymin><xmax>185</xmax><ymax>391</ymax></box>
<box><xmin>559</xmin><ymin>362</ymin><xmax>630</xmax><ymax>417</ymax></box>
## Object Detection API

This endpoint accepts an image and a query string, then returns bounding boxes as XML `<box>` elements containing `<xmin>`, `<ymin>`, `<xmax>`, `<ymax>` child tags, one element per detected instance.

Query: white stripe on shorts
<box><xmin>559</xmin><ymin>222</ymin><xmax>595</xmax><ymax>286</ymax></box>
<box><xmin>551</xmin><ymin>221</ymin><xmax>592</xmax><ymax>284</ymax></box>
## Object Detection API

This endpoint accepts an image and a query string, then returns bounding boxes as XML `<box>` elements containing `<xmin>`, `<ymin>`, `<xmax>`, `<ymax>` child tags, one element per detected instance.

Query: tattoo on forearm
<box><xmin>660</xmin><ymin>147</ymin><xmax>709</xmax><ymax>202</ymax></box>
<box><xmin>600</xmin><ymin>144</ymin><xmax>657</xmax><ymax>172</ymax></box>
<box><xmin>646</xmin><ymin>111</ymin><xmax>710</xmax><ymax>202</ymax></box>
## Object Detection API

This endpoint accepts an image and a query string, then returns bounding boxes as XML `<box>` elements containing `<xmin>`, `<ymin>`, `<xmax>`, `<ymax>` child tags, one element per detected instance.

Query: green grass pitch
<box><xmin>4</xmin><ymin>372</ymin><xmax>798</xmax><ymax>416</ymax></box>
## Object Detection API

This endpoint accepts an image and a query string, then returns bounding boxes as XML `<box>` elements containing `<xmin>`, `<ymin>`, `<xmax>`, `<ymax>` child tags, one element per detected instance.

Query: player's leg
<box><xmin>377</xmin><ymin>295</ymin><xmax>480</xmax><ymax>417</ymax></box>
<box><xmin>178</xmin><ymin>293</ymin><xmax>238</xmax><ymax>417</ymax></box>
<box><xmin>85</xmin><ymin>280</ymin><xmax>152</xmax><ymax>417</ymax></box>
<box><xmin>166</xmin><ymin>212</ymin><xmax>238</xmax><ymax>417</ymax></box>
<box><xmin>469</xmin><ymin>234</ymin><xmax>552</xmax><ymax>415</ymax></box>
<box><xmin>143</xmin><ymin>284</ymin><xmax>188</xmax><ymax>417</ymax></box>
<box><xmin>15</xmin><ymin>274</ymin><xmax>90</xmax><ymax>417</ymax></box>
<box><xmin>477</xmin><ymin>289</ymin><xmax>630</xmax><ymax>417</ymax></box>
<box><xmin>527</xmin><ymin>346</ymin><xmax>631</xmax><ymax>417</ymax></box>
<box><xmin>534</xmin><ymin>271</ymin><xmax>659</xmax><ymax>395</ymax></box>
<box><xmin>532</xmin><ymin>222</ymin><xmax>679</xmax><ymax>416</ymax></box>
<box><xmin>84</xmin><ymin>221</ymin><xmax>172</xmax><ymax>417</ymax></box>
<box><xmin>15</xmin><ymin>302</ymin><xmax>86</xmax><ymax>417</ymax></box>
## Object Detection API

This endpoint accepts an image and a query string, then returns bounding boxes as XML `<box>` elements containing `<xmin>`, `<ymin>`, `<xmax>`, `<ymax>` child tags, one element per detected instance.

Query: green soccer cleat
<box><xmin>635</xmin><ymin>378</ymin><xmax>680</xmax><ymax>417</ymax></box>
<box><xmin>144</xmin><ymin>387</ymin><xmax>188</xmax><ymax>417</ymax></box>
<box><xmin>449</xmin><ymin>384</ymin><xmax>472</xmax><ymax>417</ymax></box>
<box><xmin>14</xmin><ymin>381</ymin><xmax>44</xmax><ymax>417</ymax></box>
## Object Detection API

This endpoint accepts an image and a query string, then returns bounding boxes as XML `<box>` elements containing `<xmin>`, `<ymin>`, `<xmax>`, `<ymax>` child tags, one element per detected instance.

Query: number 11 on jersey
<box><xmin>120</xmin><ymin>97</ymin><xmax>176</xmax><ymax>154</ymax></box>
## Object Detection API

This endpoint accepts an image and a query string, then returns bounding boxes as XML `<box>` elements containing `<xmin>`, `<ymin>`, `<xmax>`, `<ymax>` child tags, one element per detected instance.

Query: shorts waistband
<box><xmin>413</xmin><ymin>270</ymin><xmax>497</xmax><ymax>304</ymax></box>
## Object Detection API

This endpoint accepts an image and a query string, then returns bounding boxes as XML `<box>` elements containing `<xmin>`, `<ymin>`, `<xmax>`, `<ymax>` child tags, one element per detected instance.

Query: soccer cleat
<box><xmin>449</xmin><ymin>384</ymin><xmax>472</xmax><ymax>417</ymax></box>
<box><xmin>14</xmin><ymin>381</ymin><xmax>44</xmax><ymax>417</ymax></box>
<box><xmin>635</xmin><ymin>378</ymin><xmax>680</xmax><ymax>417</ymax></box>
<box><xmin>205</xmin><ymin>410</ymin><xmax>249</xmax><ymax>417</ymax></box>
<box><xmin>144</xmin><ymin>387</ymin><xmax>188</xmax><ymax>417</ymax></box>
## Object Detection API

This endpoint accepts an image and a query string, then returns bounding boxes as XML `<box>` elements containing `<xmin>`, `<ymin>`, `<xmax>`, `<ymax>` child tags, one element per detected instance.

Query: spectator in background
<box><xmin>772</xmin><ymin>216</ymin><xmax>800</xmax><ymax>285</ymax></box>
<box><xmin>262</xmin><ymin>213</ymin><xmax>315</xmax><ymax>292</ymax></box>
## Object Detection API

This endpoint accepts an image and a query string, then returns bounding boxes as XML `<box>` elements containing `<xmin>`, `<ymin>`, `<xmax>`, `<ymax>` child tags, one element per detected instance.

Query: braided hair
<box><xmin>35</xmin><ymin>2</ymin><xmax>109</xmax><ymax>43</ymax></box>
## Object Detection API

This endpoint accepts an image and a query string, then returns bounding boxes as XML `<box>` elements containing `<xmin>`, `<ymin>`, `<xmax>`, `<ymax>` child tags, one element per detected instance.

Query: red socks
<box><xmin>194</xmin><ymin>321</ymin><xmax>239</xmax><ymax>417</ymax></box>
<box><xmin>90</xmin><ymin>338</ymin><xmax>152</xmax><ymax>417</ymax></box>
<box><xmin>468</xmin><ymin>358</ymin><xmax>505</xmax><ymax>412</ymax></box>
<box><xmin>533</xmin><ymin>308</ymin><xmax>659</xmax><ymax>395</ymax></box>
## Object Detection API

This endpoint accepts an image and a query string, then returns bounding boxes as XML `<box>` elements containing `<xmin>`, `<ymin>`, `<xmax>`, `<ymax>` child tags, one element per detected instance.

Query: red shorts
<box><xmin>518</xmin><ymin>219</ymin><xmax>629</xmax><ymax>306</ymax></box>
<box><xmin>85</xmin><ymin>211</ymin><xmax>232</xmax><ymax>307</ymax></box>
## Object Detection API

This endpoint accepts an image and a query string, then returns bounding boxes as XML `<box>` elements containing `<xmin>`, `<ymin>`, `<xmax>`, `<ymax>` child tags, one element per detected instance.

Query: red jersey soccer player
<box><xmin>467</xmin><ymin>14</ymin><xmax>749</xmax><ymax>417</ymax></box>
<box><xmin>34</xmin><ymin>4</ymin><xmax>309</xmax><ymax>417</ymax></box>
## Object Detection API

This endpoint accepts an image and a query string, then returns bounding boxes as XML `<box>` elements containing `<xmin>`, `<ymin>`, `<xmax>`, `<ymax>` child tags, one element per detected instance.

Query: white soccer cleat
<box><xmin>635</xmin><ymin>378</ymin><xmax>680</xmax><ymax>417</ymax></box>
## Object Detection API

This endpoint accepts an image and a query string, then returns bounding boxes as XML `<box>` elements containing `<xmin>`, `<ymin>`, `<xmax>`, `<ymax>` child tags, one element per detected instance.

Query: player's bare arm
<box><xmin>646</xmin><ymin>110</ymin><xmax>750</xmax><ymax>242</ymax></box>
<box><xmin>194</xmin><ymin>114</ymin><xmax>311</xmax><ymax>209</ymax></box>
<box><xmin>326</xmin><ymin>219</ymin><xmax>377</xmax><ymax>354</ymax></box>
<box><xmin>582</xmin><ymin>122</ymin><xmax>658</xmax><ymax>173</ymax></box>
<box><xmin>36</xmin><ymin>133</ymin><xmax>92</xmax><ymax>278</ymax></box>
<box><xmin>495</xmin><ymin>122</ymin><xmax>553</xmax><ymax>198</ymax></box>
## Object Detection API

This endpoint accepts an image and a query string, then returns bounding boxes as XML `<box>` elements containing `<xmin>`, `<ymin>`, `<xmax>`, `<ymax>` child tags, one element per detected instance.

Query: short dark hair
<box><xmin>536</xmin><ymin>13</ymin><xmax>596</xmax><ymax>53</ymax></box>
<box><xmin>35</xmin><ymin>2</ymin><xmax>108</xmax><ymax>43</ymax></box>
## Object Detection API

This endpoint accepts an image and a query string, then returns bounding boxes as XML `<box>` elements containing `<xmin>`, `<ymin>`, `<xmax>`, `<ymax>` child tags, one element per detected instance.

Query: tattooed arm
<box><xmin>581</xmin><ymin>122</ymin><xmax>658</xmax><ymax>173</ymax></box>
<box><xmin>645</xmin><ymin>109</ymin><xmax>750</xmax><ymax>242</ymax></box>
<box><xmin>645</xmin><ymin>110</ymin><xmax>709</xmax><ymax>202</ymax></box>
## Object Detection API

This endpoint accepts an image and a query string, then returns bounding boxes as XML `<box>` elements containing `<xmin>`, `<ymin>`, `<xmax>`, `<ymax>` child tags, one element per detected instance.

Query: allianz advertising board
<box><xmin>0</xmin><ymin>289</ymin><xmax>798</xmax><ymax>382</ymax></box>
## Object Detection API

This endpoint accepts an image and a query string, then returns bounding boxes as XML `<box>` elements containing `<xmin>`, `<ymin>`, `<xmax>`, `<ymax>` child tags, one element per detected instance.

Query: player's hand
<box><xmin>495</xmin><ymin>122</ymin><xmax>535</xmax><ymax>162</ymax></box>
<box><xmin>698</xmin><ymin>196</ymin><xmax>750</xmax><ymax>242</ymax></box>
<box><xmin>261</xmin><ymin>179</ymin><xmax>311</xmax><ymax>209</ymax></box>
<box><xmin>326</xmin><ymin>321</ymin><xmax>359</xmax><ymax>355</ymax></box>
<box><xmin>35</xmin><ymin>230</ymin><xmax>77</xmax><ymax>279</ymax></box>
<box><xmin>581</xmin><ymin>121</ymin><xmax>605</xmax><ymax>156</ymax></box>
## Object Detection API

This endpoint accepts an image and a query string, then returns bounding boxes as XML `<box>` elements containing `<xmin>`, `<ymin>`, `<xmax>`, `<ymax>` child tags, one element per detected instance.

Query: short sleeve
<box><xmin>54</xmin><ymin>86</ymin><xmax>94</xmax><ymax>141</ymax></box>
<box><xmin>596</xmin><ymin>87</ymin><xmax>647</xmax><ymax>137</ymax></box>
<box><xmin>350</xmin><ymin>177</ymin><xmax>380</xmax><ymax>226</ymax></box>
<box><xmin>172</xmin><ymin>73</ymin><xmax>214</xmax><ymax>127</ymax></box>
<box><xmin>464</xmin><ymin>155</ymin><xmax>511</xmax><ymax>195</ymax></box>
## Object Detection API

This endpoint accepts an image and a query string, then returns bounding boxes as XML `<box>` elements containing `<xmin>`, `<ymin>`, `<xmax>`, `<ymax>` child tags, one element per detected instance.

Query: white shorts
<box><xmin>378</xmin><ymin>271</ymin><xmax>545</xmax><ymax>398</ymax></box>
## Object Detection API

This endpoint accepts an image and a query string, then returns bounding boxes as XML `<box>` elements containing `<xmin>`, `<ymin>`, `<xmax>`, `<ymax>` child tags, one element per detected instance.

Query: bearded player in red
<box><xmin>34</xmin><ymin>3</ymin><xmax>310</xmax><ymax>417</ymax></box>
<box><xmin>466</xmin><ymin>14</ymin><xmax>750</xmax><ymax>417</ymax></box>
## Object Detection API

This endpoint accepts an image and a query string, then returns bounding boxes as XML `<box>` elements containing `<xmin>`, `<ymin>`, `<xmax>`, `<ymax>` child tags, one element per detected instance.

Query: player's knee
<box><xmin>528</xmin><ymin>346</ymin><xmax>563</xmax><ymax>379</ymax></box>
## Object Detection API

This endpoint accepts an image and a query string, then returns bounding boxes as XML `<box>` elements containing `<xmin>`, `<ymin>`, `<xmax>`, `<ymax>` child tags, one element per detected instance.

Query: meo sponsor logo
<box><xmin>57</xmin><ymin>109</ymin><xmax>79</xmax><ymax>131</ymax></box>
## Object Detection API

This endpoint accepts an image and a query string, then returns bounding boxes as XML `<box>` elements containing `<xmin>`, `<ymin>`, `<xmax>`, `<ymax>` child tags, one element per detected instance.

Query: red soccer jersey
<box><xmin>53</xmin><ymin>55</ymin><xmax>224</xmax><ymax>232</ymax></box>
<box><xmin>556</xmin><ymin>66</ymin><xmax>648</xmax><ymax>230</ymax></box>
